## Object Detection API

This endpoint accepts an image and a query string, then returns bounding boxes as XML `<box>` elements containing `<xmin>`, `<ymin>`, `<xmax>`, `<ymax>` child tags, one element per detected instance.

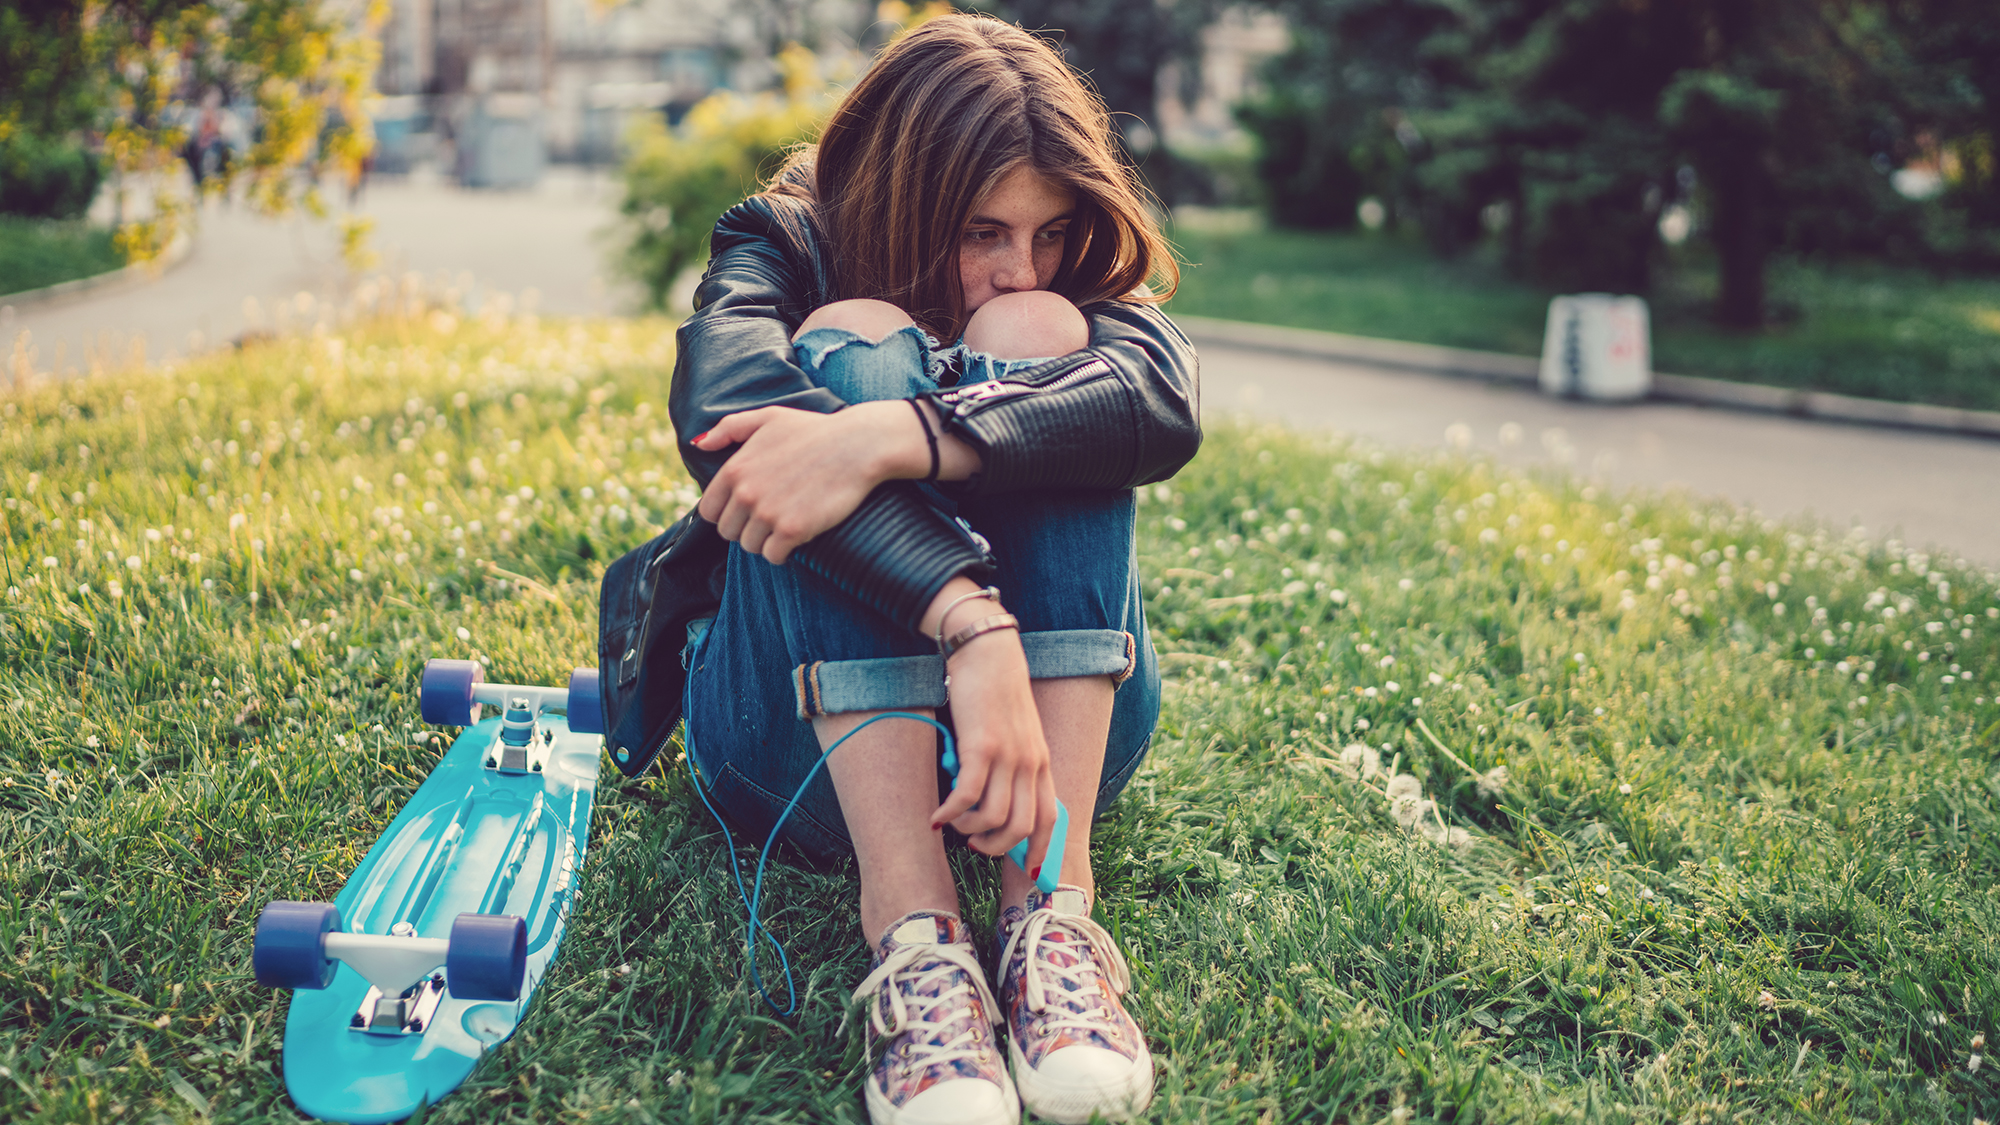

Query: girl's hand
<box><xmin>693</xmin><ymin>401</ymin><xmax>907</xmax><ymax>563</ymax></box>
<box><xmin>925</xmin><ymin>597</ymin><xmax>1059</xmax><ymax>873</ymax></box>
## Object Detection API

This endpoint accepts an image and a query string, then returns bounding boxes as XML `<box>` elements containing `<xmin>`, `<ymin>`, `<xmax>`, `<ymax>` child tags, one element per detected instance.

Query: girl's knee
<box><xmin>962</xmin><ymin>291</ymin><xmax>1088</xmax><ymax>360</ymax></box>
<box><xmin>793</xmin><ymin>299</ymin><xmax>915</xmax><ymax>343</ymax></box>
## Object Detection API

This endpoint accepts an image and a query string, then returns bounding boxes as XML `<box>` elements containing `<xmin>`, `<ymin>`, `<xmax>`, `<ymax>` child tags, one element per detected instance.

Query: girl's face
<box><xmin>959</xmin><ymin>165</ymin><xmax>1074</xmax><ymax>314</ymax></box>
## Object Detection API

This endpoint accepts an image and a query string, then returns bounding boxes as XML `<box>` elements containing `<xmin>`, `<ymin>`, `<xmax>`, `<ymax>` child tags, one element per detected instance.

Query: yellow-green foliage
<box><xmin>616</xmin><ymin>44</ymin><xmax>835</xmax><ymax>310</ymax></box>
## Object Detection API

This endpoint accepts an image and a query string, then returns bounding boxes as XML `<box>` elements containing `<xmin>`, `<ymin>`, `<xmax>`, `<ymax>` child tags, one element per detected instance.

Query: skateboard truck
<box><xmin>490</xmin><ymin>697</ymin><xmax>551</xmax><ymax>774</ymax></box>
<box><xmin>255</xmin><ymin>902</ymin><xmax>529</xmax><ymax>1034</ymax></box>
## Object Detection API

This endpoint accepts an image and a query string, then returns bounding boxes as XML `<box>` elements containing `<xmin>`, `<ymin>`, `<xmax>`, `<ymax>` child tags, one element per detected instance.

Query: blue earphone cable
<box><xmin>682</xmin><ymin>706</ymin><xmax>954</xmax><ymax>1016</ymax></box>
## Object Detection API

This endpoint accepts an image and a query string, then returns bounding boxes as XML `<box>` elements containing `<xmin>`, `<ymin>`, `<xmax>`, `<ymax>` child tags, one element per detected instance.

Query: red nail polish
<box><xmin>693</xmin><ymin>431</ymin><xmax>709</xmax><ymax>443</ymax></box>
<box><xmin>1032</xmin><ymin>863</ymin><xmax>1042</xmax><ymax>878</ymax></box>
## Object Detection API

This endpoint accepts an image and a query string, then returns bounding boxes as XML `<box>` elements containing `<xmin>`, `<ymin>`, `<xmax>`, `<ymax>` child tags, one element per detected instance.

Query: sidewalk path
<box><xmin>1196</xmin><ymin>342</ymin><xmax>2000</xmax><ymax>567</ymax></box>
<box><xmin>6</xmin><ymin>170</ymin><xmax>1994</xmax><ymax>566</ymax></box>
<box><xmin>4</xmin><ymin>168</ymin><xmax>635</xmax><ymax>373</ymax></box>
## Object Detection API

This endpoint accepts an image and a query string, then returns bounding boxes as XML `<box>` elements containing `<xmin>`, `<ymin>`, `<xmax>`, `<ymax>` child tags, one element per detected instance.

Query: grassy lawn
<box><xmin>2</xmin><ymin>310</ymin><xmax>1998</xmax><ymax>1123</ymax></box>
<box><xmin>1166</xmin><ymin>213</ymin><xmax>2000</xmax><ymax>412</ymax></box>
<box><xmin>0</xmin><ymin>216</ymin><xmax>125</xmax><ymax>298</ymax></box>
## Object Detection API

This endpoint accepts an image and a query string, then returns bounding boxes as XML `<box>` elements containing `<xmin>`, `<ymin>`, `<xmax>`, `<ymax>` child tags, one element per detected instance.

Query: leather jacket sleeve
<box><xmin>923</xmin><ymin>301</ymin><xmax>1200</xmax><ymax>494</ymax></box>
<box><xmin>670</xmin><ymin>198</ymin><xmax>990</xmax><ymax>632</ymax></box>
<box><xmin>669</xmin><ymin>195</ymin><xmax>1203</xmax><ymax>633</ymax></box>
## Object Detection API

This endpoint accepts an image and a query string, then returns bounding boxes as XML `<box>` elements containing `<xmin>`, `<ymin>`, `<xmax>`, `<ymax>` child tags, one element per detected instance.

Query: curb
<box><xmin>0</xmin><ymin>231</ymin><xmax>195</xmax><ymax>313</ymax></box>
<box><xmin>1175</xmin><ymin>313</ymin><xmax>2000</xmax><ymax>441</ymax></box>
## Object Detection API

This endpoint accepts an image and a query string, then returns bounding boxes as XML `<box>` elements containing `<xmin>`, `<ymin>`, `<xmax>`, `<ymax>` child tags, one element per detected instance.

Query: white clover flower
<box><xmin>125</xmin><ymin>555</ymin><xmax>140</xmax><ymax>570</ymax></box>
<box><xmin>78</xmin><ymin>584</ymin><xmax>91</xmax><ymax>596</ymax></box>
<box><xmin>457</xmin><ymin>627</ymin><xmax>472</xmax><ymax>640</ymax></box>
<box><xmin>1758</xmin><ymin>990</ymin><xmax>1778</xmax><ymax>1010</ymax></box>
<box><xmin>107</xmin><ymin>581</ymin><xmax>123</xmax><ymax>599</ymax></box>
<box><xmin>1619</xmin><ymin>783</ymin><xmax>1633</xmax><ymax>794</ymax></box>
<box><xmin>349</xmin><ymin>568</ymin><xmax>366</xmax><ymax>582</ymax></box>
<box><xmin>1363</xmin><ymin>686</ymin><xmax>1378</xmax><ymax>698</ymax></box>
<box><xmin>229</xmin><ymin>512</ymin><xmax>247</xmax><ymax>531</ymax></box>
<box><xmin>1594</xmin><ymin>884</ymin><xmax>1609</xmax><ymax>896</ymax></box>
<box><xmin>1385</xmin><ymin>681</ymin><xmax>1400</xmax><ymax>693</ymax></box>
<box><xmin>1398</xmin><ymin>578</ymin><xmax>1414</xmax><ymax>591</ymax></box>
<box><xmin>41</xmin><ymin>557</ymin><xmax>56</xmax><ymax>568</ymax></box>
<box><xmin>1329</xmin><ymin>589</ymin><xmax>1348</xmax><ymax>604</ymax></box>
<box><xmin>1428</xmin><ymin>672</ymin><xmax>1444</xmax><ymax>685</ymax></box>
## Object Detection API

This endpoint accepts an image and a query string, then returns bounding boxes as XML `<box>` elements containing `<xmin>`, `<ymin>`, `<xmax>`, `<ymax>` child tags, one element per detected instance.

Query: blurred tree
<box><xmin>0</xmin><ymin>0</ymin><xmax>382</xmax><ymax>259</ymax></box>
<box><xmin>972</xmin><ymin>0</ymin><xmax>1221</xmax><ymax>204</ymax></box>
<box><xmin>1891</xmin><ymin>0</ymin><xmax>2000</xmax><ymax>259</ymax></box>
<box><xmin>616</xmin><ymin>44</ymin><xmax>833</xmax><ymax>309</ymax></box>
<box><xmin>1243</xmin><ymin>0</ymin><xmax>1951</xmax><ymax>329</ymax></box>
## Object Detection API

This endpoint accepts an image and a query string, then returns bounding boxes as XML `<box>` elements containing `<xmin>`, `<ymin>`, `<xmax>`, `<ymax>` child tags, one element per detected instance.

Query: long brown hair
<box><xmin>764</xmin><ymin>13</ymin><xmax>1178</xmax><ymax>342</ymax></box>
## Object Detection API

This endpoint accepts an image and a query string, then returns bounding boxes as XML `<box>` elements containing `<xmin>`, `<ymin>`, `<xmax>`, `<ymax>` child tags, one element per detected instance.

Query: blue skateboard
<box><xmin>253</xmin><ymin>659</ymin><xmax>604</xmax><ymax>1123</ymax></box>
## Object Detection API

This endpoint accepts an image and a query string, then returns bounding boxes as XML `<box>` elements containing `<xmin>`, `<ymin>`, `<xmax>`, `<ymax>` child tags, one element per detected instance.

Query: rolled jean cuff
<box><xmin>793</xmin><ymin>628</ymin><xmax>1135</xmax><ymax>718</ymax></box>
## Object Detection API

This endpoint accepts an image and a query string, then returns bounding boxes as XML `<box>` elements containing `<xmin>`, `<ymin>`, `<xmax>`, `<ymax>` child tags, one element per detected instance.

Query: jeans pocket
<box><xmin>710</xmin><ymin>761</ymin><xmax>852</xmax><ymax>867</ymax></box>
<box><xmin>1093</xmin><ymin>731</ymin><xmax>1152</xmax><ymax>819</ymax></box>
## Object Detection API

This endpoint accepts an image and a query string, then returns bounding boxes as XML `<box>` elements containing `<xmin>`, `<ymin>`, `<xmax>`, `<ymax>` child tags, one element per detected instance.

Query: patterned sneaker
<box><xmin>996</xmin><ymin>886</ymin><xmax>1154</xmax><ymax>1124</ymax></box>
<box><xmin>851</xmin><ymin>911</ymin><xmax>1019</xmax><ymax>1125</ymax></box>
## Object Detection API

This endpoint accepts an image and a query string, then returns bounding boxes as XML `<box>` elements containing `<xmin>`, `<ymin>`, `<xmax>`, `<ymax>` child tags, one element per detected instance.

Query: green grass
<box><xmin>1166</xmin><ymin>213</ymin><xmax>2000</xmax><ymax>412</ymax></box>
<box><xmin>2</xmin><ymin>309</ymin><xmax>1999</xmax><ymax>1123</ymax></box>
<box><xmin>0</xmin><ymin>216</ymin><xmax>125</xmax><ymax>298</ymax></box>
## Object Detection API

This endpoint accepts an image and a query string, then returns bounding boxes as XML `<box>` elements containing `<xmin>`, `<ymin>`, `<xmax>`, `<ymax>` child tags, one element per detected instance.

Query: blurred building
<box><xmin>1155</xmin><ymin>7</ymin><xmax>1288</xmax><ymax>147</ymax></box>
<box><xmin>372</xmin><ymin>0</ymin><xmax>867</xmax><ymax>184</ymax></box>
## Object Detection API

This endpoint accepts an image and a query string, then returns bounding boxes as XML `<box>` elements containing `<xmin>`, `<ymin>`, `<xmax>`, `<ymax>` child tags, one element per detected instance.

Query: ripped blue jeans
<box><xmin>680</xmin><ymin>325</ymin><xmax>1160</xmax><ymax>863</ymax></box>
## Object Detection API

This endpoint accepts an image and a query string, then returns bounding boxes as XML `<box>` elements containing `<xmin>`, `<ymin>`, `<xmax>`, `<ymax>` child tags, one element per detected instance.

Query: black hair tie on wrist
<box><xmin>908</xmin><ymin>398</ymin><xmax>940</xmax><ymax>483</ymax></box>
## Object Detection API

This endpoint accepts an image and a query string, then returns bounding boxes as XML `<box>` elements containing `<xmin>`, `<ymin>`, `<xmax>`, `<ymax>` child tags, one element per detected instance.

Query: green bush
<box><xmin>616</xmin><ymin>46</ymin><xmax>831</xmax><ymax>311</ymax></box>
<box><xmin>0</xmin><ymin>214</ymin><xmax>123</xmax><ymax>296</ymax></box>
<box><xmin>0</xmin><ymin>133</ymin><xmax>102</xmax><ymax>220</ymax></box>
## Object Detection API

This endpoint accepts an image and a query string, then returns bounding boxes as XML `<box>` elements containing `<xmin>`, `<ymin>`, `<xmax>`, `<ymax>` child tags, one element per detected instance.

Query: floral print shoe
<box><xmin>996</xmin><ymin>886</ymin><xmax>1154</xmax><ymax>1123</ymax></box>
<box><xmin>851</xmin><ymin>910</ymin><xmax>1018</xmax><ymax>1125</ymax></box>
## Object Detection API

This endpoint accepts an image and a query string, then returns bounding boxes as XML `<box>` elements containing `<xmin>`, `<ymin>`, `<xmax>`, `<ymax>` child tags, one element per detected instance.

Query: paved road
<box><xmin>1195</xmin><ymin>343</ymin><xmax>2000</xmax><ymax>567</ymax></box>
<box><xmin>7</xmin><ymin>172</ymin><xmax>1995</xmax><ymax>566</ymax></box>
<box><xmin>4</xmin><ymin>168</ymin><xmax>637</xmax><ymax>373</ymax></box>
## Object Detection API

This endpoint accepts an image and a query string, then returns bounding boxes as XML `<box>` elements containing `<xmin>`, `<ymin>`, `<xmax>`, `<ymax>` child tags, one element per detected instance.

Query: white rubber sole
<box><xmin>863</xmin><ymin>1072</ymin><xmax>1021</xmax><ymax>1125</ymax></box>
<box><xmin>1009</xmin><ymin>1038</ymin><xmax>1156</xmax><ymax>1124</ymax></box>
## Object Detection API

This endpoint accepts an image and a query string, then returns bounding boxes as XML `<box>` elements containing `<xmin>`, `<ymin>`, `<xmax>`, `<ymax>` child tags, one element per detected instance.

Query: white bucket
<box><xmin>1539</xmin><ymin>294</ymin><xmax>1652</xmax><ymax>401</ymax></box>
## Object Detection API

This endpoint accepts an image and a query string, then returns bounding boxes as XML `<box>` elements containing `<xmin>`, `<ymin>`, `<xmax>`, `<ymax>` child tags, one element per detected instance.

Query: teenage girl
<box><xmin>670</xmin><ymin>14</ymin><xmax>1199</xmax><ymax>1124</ymax></box>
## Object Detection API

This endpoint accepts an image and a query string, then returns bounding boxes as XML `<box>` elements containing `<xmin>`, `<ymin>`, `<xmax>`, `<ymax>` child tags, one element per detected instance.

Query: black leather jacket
<box><xmin>668</xmin><ymin>193</ymin><xmax>1202</xmax><ymax>634</ymax></box>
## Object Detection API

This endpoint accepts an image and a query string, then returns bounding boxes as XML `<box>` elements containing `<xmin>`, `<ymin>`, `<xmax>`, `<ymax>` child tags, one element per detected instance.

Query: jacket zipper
<box><xmin>937</xmin><ymin>357</ymin><xmax>1111</xmax><ymax>417</ymax></box>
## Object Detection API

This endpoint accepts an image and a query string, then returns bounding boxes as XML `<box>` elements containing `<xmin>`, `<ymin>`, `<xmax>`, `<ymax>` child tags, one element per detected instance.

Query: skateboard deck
<box><xmin>256</xmin><ymin>663</ymin><xmax>602</xmax><ymax>1123</ymax></box>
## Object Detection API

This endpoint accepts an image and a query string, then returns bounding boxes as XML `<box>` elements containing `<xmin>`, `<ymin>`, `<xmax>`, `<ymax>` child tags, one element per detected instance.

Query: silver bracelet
<box><xmin>933</xmin><ymin>585</ymin><xmax>1001</xmax><ymax>653</ymax></box>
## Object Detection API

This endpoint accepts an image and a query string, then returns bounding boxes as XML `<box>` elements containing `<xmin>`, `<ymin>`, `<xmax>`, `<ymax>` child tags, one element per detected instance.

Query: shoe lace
<box><xmin>850</xmin><ymin>941</ymin><xmax>1000</xmax><ymax>1075</ymax></box>
<box><xmin>998</xmin><ymin>905</ymin><xmax>1132</xmax><ymax>1037</ymax></box>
